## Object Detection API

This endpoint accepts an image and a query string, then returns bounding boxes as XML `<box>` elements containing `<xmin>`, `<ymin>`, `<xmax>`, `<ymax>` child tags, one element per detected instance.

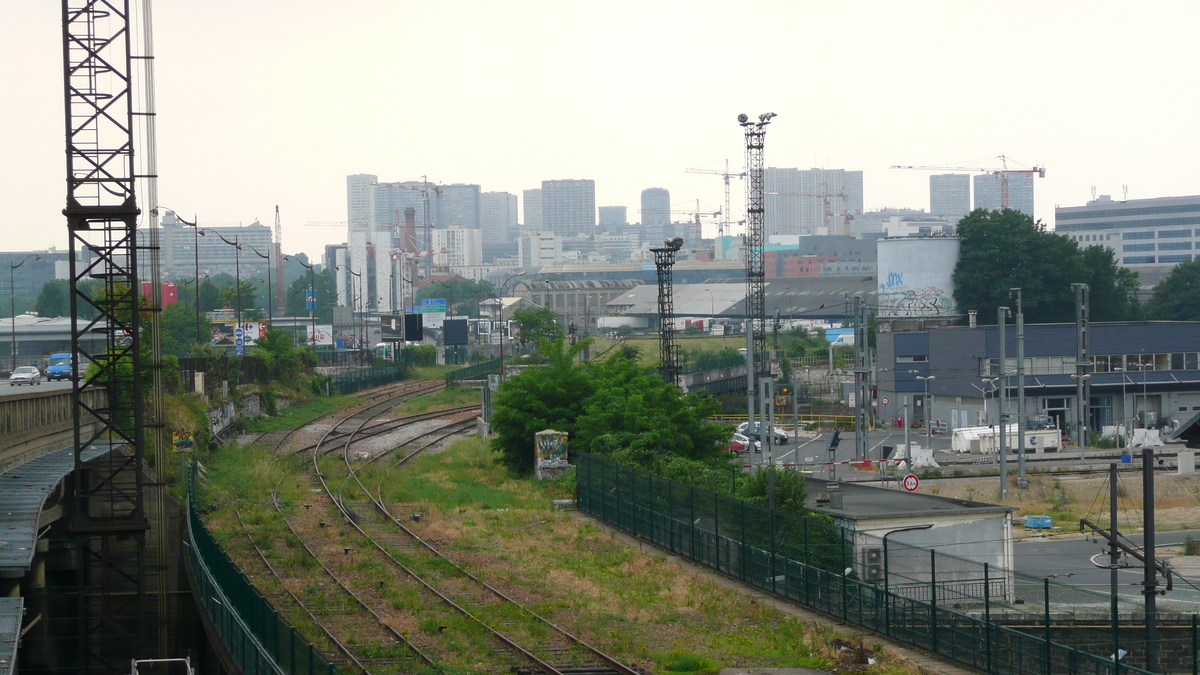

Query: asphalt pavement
<box><xmin>0</xmin><ymin>378</ymin><xmax>71</xmax><ymax>397</ymax></box>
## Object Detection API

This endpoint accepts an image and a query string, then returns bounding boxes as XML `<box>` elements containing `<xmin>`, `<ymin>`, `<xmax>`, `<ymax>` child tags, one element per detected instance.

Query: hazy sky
<box><xmin>3</xmin><ymin>2</ymin><xmax>1198</xmax><ymax>261</ymax></box>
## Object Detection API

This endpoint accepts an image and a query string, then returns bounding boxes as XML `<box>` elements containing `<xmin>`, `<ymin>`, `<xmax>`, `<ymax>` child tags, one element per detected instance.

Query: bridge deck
<box><xmin>0</xmin><ymin>597</ymin><xmax>22</xmax><ymax>675</ymax></box>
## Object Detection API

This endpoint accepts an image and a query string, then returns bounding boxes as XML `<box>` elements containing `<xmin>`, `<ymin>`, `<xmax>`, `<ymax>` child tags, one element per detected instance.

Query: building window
<box><xmin>1123</xmin><ymin>243</ymin><xmax>1156</xmax><ymax>252</ymax></box>
<box><xmin>1158</xmin><ymin>229</ymin><xmax>1193</xmax><ymax>238</ymax></box>
<box><xmin>1159</xmin><ymin>254</ymin><xmax>1193</xmax><ymax>263</ymax></box>
<box><xmin>1158</xmin><ymin>241</ymin><xmax>1193</xmax><ymax>251</ymax></box>
<box><xmin>896</xmin><ymin>355</ymin><xmax>928</xmax><ymax>363</ymax></box>
<box><xmin>1122</xmin><ymin>231</ymin><xmax>1156</xmax><ymax>240</ymax></box>
<box><xmin>1123</xmin><ymin>256</ymin><xmax>1156</xmax><ymax>264</ymax></box>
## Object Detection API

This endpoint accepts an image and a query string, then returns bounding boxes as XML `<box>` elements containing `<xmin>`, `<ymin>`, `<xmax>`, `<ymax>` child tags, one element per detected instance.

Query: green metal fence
<box><xmin>445</xmin><ymin>358</ymin><xmax>501</xmax><ymax>386</ymax></box>
<box><xmin>187</xmin><ymin>465</ymin><xmax>341</xmax><ymax>675</ymax></box>
<box><xmin>576</xmin><ymin>453</ymin><xmax>1162</xmax><ymax>675</ymax></box>
<box><xmin>328</xmin><ymin>364</ymin><xmax>407</xmax><ymax>395</ymax></box>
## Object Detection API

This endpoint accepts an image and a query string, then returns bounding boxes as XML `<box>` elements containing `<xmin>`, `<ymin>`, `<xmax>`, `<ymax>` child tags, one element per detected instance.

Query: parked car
<box><xmin>45</xmin><ymin>352</ymin><xmax>73</xmax><ymax>381</ymax></box>
<box><xmin>736</xmin><ymin>421</ymin><xmax>789</xmax><ymax>445</ymax></box>
<box><xmin>726</xmin><ymin>432</ymin><xmax>760</xmax><ymax>454</ymax></box>
<box><xmin>9</xmin><ymin>366</ymin><xmax>42</xmax><ymax>386</ymax></box>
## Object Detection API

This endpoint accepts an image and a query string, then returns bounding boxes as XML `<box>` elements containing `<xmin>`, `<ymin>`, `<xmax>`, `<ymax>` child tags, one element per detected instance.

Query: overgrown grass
<box><xmin>245</xmin><ymin>395</ymin><xmax>357</xmax><ymax>433</ymax></box>
<box><xmin>393</xmin><ymin>387</ymin><xmax>480</xmax><ymax>415</ymax></box>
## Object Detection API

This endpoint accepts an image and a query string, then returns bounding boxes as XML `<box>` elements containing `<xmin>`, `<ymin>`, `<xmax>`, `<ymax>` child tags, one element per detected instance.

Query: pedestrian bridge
<box><xmin>0</xmin><ymin>387</ymin><xmax>105</xmax><ymax>473</ymax></box>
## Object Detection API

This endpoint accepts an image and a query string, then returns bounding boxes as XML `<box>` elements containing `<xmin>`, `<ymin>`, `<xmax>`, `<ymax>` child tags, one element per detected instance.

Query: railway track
<box><xmin>305</xmin><ymin>401</ymin><xmax>640</xmax><ymax>675</ymax></box>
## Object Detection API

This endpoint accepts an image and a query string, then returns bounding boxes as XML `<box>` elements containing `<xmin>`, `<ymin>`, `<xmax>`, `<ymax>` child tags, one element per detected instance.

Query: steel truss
<box><xmin>740</xmin><ymin>113</ymin><xmax>774</xmax><ymax>378</ymax></box>
<box><xmin>62</xmin><ymin>1</ymin><xmax>148</xmax><ymax>671</ymax></box>
<box><xmin>651</xmin><ymin>239</ymin><xmax>683</xmax><ymax>386</ymax></box>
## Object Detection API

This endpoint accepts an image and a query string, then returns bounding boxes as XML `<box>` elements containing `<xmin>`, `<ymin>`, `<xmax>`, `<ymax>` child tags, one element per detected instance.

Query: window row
<box><xmin>981</xmin><ymin>352</ymin><xmax>1200</xmax><ymax>376</ymax></box>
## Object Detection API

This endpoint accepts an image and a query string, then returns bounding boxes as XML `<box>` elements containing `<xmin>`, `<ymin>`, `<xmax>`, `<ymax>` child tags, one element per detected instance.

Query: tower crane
<box><xmin>640</xmin><ymin>199</ymin><xmax>722</xmax><ymax>241</ymax></box>
<box><xmin>768</xmin><ymin>185</ymin><xmax>850</xmax><ymax>234</ymax></box>
<box><xmin>372</xmin><ymin>178</ymin><xmax>443</xmax><ymax>277</ymax></box>
<box><xmin>686</xmin><ymin>160</ymin><xmax>746</xmax><ymax>237</ymax></box>
<box><xmin>891</xmin><ymin>155</ymin><xmax>1046</xmax><ymax>210</ymax></box>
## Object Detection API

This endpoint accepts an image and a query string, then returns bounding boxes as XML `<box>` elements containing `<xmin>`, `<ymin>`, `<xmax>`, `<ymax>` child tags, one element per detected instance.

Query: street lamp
<box><xmin>156</xmin><ymin>208</ymin><xmax>204</xmax><ymax>344</ymax></box>
<box><xmin>206</xmin><ymin>230</ymin><xmax>245</xmax><ymax>354</ymax></box>
<box><xmin>287</xmin><ymin>256</ymin><xmax>317</xmax><ymax>345</ymax></box>
<box><xmin>335</xmin><ymin>265</ymin><xmax>363</xmax><ymax>350</ymax></box>
<box><xmin>244</xmin><ymin>243</ymin><xmax>274</xmax><ymax>325</ymax></box>
<box><xmin>1070</xmin><ymin>372</ymin><xmax>1092</xmax><ymax>448</ymax></box>
<box><xmin>971</xmin><ymin>377</ymin><xmax>999</xmax><ymax>425</ymax></box>
<box><xmin>916</xmin><ymin>375</ymin><xmax>937</xmax><ymax>435</ymax></box>
<box><xmin>497</xmin><ymin>270</ymin><xmax>526</xmax><ymax>382</ymax></box>
<box><xmin>9</xmin><ymin>255</ymin><xmax>41</xmax><ymax>371</ymax></box>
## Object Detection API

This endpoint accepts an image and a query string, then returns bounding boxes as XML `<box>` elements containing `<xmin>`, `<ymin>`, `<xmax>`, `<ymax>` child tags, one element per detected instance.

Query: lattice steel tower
<box><xmin>739</xmin><ymin>112</ymin><xmax>775</xmax><ymax>378</ymax></box>
<box><xmin>651</xmin><ymin>237</ymin><xmax>684</xmax><ymax>386</ymax></box>
<box><xmin>62</xmin><ymin>1</ymin><xmax>148</xmax><ymax>670</ymax></box>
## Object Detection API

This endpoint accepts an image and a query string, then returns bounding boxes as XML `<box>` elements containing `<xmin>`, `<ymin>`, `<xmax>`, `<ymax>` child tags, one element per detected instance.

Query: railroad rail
<box><xmin>306</xmin><ymin>402</ymin><xmax>639</xmax><ymax>675</ymax></box>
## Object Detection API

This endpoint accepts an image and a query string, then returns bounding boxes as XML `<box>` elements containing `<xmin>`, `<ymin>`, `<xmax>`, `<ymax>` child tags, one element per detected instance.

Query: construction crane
<box><xmin>686</xmin><ymin>160</ymin><xmax>746</xmax><ymax>237</ymax></box>
<box><xmin>768</xmin><ymin>186</ymin><xmax>850</xmax><ymax>234</ymax></box>
<box><xmin>372</xmin><ymin>178</ymin><xmax>443</xmax><ymax>277</ymax></box>
<box><xmin>304</xmin><ymin>220</ymin><xmax>347</xmax><ymax>227</ymax></box>
<box><xmin>891</xmin><ymin>155</ymin><xmax>1046</xmax><ymax>210</ymax></box>
<box><xmin>273</xmin><ymin>206</ymin><xmax>285</xmax><ymax>317</ymax></box>
<box><xmin>640</xmin><ymin>200</ymin><xmax>722</xmax><ymax>240</ymax></box>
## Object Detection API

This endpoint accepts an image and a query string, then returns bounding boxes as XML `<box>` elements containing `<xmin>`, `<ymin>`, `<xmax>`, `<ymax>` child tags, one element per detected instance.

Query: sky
<box><xmin>3</xmin><ymin>1</ymin><xmax>1199</xmax><ymax>262</ymax></box>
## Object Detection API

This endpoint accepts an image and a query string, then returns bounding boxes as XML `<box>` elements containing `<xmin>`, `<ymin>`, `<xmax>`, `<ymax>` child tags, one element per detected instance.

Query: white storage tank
<box><xmin>876</xmin><ymin>236</ymin><xmax>961</xmax><ymax>319</ymax></box>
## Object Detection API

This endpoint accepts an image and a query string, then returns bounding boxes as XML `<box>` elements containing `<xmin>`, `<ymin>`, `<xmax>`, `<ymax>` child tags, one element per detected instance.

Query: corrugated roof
<box><xmin>0</xmin><ymin>441</ymin><xmax>120</xmax><ymax>571</ymax></box>
<box><xmin>607</xmin><ymin>277</ymin><xmax>878</xmax><ymax>319</ymax></box>
<box><xmin>0</xmin><ymin>597</ymin><xmax>22</xmax><ymax>675</ymax></box>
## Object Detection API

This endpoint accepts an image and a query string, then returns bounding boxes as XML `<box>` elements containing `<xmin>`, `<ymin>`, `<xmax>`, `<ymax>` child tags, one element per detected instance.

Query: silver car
<box><xmin>9</xmin><ymin>366</ymin><xmax>42</xmax><ymax>386</ymax></box>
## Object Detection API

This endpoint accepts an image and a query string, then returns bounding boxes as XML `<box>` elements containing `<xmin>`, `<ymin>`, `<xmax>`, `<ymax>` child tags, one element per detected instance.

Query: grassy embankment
<box><xmin>199</xmin><ymin>429</ymin><xmax>918</xmax><ymax>675</ymax></box>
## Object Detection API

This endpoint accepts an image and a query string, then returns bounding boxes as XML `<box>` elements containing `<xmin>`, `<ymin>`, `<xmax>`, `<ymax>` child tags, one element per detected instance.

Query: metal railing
<box><xmin>576</xmin><ymin>452</ymin><xmax>1162</xmax><ymax>675</ymax></box>
<box><xmin>327</xmin><ymin>364</ymin><xmax>407</xmax><ymax>395</ymax></box>
<box><xmin>710</xmin><ymin>413</ymin><xmax>856</xmax><ymax>429</ymax></box>
<box><xmin>186</xmin><ymin>465</ymin><xmax>340</xmax><ymax>675</ymax></box>
<box><xmin>445</xmin><ymin>358</ymin><xmax>501</xmax><ymax>386</ymax></box>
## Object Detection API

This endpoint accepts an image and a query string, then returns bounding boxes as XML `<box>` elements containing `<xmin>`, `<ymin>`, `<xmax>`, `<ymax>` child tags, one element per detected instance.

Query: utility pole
<box><xmin>903</xmin><ymin>397</ymin><xmax>911</xmax><ymax>474</ymax></box>
<box><xmin>1109</xmin><ymin>463</ymin><xmax>1118</xmax><ymax>599</ymax></box>
<box><xmin>1144</xmin><ymin>447</ymin><xmax>1158</xmax><ymax>672</ymax></box>
<box><xmin>746</xmin><ymin>321</ymin><xmax>756</xmax><ymax>469</ymax></box>
<box><xmin>1073</xmin><ymin>283</ymin><xmax>1091</xmax><ymax>452</ymax></box>
<box><xmin>998</xmin><ymin>306</ymin><xmax>1009</xmax><ymax>500</ymax></box>
<box><xmin>761</xmin><ymin>378</ymin><xmax>775</xmax><ymax>488</ymax></box>
<box><xmin>1011</xmin><ymin>288</ymin><xmax>1028</xmax><ymax>489</ymax></box>
<box><xmin>853</xmin><ymin>295</ymin><xmax>870</xmax><ymax>461</ymax></box>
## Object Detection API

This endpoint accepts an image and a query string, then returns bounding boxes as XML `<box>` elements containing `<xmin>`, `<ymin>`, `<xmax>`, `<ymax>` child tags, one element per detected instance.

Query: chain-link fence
<box><xmin>577</xmin><ymin>453</ymin><xmax>1171</xmax><ymax>675</ymax></box>
<box><xmin>186</xmin><ymin>465</ymin><xmax>340</xmax><ymax>675</ymax></box>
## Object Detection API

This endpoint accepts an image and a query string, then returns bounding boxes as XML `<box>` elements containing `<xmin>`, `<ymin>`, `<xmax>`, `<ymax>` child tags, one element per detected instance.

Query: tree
<box><xmin>35</xmin><ymin>279</ymin><xmax>70</xmax><ymax>317</ymax></box>
<box><xmin>217</xmin><ymin>281</ymin><xmax>257</xmax><ymax>312</ymax></box>
<box><xmin>416</xmin><ymin>278</ymin><xmax>496</xmax><ymax>318</ymax></box>
<box><xmin>1146</xmin><ymin>258</ymin><xmax>1200</xmax><ymax>321</ymax></box>
<box><xmin>160</xmin><ymin>302</ymin><xmax>212</xmax><ymax>357</ymax></box>
<box><xmin>285</xmin><ymin>269</ymin><xmax>337</xmax><ymax>322</ymax></box>
<box><xmin>738</xmin><ymin>468</ymin><xmax>810</xmax><ymax>516</ymax></box>
<box><xmin>1079</xmin><ymin>245</ymin><xmax>1141</xmax><ymax>321</ymax></box>
<box><xmin>511</xmin><ymin>307</ymin><xmax>563</xmax><ymax>348</ymax></box>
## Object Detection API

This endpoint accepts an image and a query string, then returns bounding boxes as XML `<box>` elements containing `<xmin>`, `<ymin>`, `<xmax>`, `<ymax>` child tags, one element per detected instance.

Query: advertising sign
<box><xmin>172</xmin><ymin>431</ymin><xmax>194</xmax><ymax>453</ymax></box>
<box><xmin>307</xmin><ymin>324</ymin><xmax>334</xmax><ymax>346</ymax></box>
<box><xmin>305</xmin><ymin>288</ymin><xmax>316</xmax><ymax>312</ymax></box>
<box><xmin>444</xmin><ymin>319</ymin><xmax>469</xmax><ymax>346</ymax></box>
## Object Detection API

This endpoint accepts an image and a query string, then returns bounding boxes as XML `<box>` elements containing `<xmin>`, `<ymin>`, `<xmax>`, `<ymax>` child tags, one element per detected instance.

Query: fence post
<box><xmin>689</xmin><ymin>485</ymin><xmax>695</xmax><ymax>560</ymax></box>
<box><xmin>668</xmin><ymin>479</ymin><xmax>674</xmax><ymax>552</ymax></box>
<box><xmin>803</xmin><ymin>519</ymin><xmax>810</xmax><ymax>605</ymax></box>
<box><xmin>985</xmin><ymin>562</ymin><xmax>992</xmax><ymax>675</ymax></box>
<box><xmin>930</xmin><ymin>548</ymin><xmax>938</xmax><ymax>655</ymax></box>
<box><xmin>1192</xmin><ymin>614</ymin><xmax>1197</xmax><ymax>675</ymax></box>
<box><xmin>740</xmin><ymin>501</ymin><xmax>747</xmax><ymax>582</ymax></box>
<box><xmin>714</xmin><ymin>493</ymin><xmax>720</xmax><ymax>571</ymax></box>
<box><xmin>1111</xmin><ymin>595</ymin><xmax>1120</xmax><ymax>675</ymax></box>
<box><xmin>770</xmin><ymin>509</ymin><xmax>777</xmax><ymax>596</ymax></box>
<box><xmin>883</xmin><ymin>537</ymin><xmax>890</xmax><ymax>638</ymax></box>
<box><xmin>1044</xmin><ymin>578</ymin><xmax>1052</xmax><ymax>675</ymax></box>
<box><xmin>308</xmin><ymin>643</ymin><xmax>315</xmax><ymax>675</ymax></box>
<box><xmin>841</xmin><ymin>534</ymin><xmax>848</xmax><ymax>619</ymax></box>
<box><xmin>600</xmin><ymin>459</ymin><xmax>607</xmax><ymax>523</ymax></box>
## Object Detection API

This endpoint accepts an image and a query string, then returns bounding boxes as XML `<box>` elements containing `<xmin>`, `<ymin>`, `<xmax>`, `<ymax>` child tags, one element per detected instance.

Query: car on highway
<box><xmin>736</xmin><ymin>421</ymin><xmax>789</xmax><ymax>445</ymax></box>
<box><xmin>46</xmin><ymin>352</ymin><xmax>73</xmax><ymax>381</ymax></box>
<box><xmin>8</xmin><ymin>366</ymin><xmax>42</xmax><ymax>386</ymax></box>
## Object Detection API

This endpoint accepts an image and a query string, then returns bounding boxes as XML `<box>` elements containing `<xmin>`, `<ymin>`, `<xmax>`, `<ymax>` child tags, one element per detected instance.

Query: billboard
<box><xmin>404</xmin><ymin>314</ymin><xmax>424</xmax><ymax>341</ymax></box>
<box><xmin>422</xmin><ymin>298</ymin><xmax>447</xmax><ymax>329</ymax></box>
<box><xmin>307</xmin><ymin>324</ymin><xmax>334</xmax><ymax>346</ymax></box>
<box><xmin>381</xmin><ymin>315</ymin><xmax>404</xmax><ymax>342</ymax></box>
<box><xmin>444</xmin><ymin>319</ymin><xmax>468</xmax><ymax>346</ymax></box>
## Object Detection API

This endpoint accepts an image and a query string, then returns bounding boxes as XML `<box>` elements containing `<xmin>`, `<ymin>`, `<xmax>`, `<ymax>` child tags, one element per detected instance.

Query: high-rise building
<box><xmin>542</xmin><ymin>179</ymin><xmax>595</xmax><ymax>237</ymax></box>
<box><xmin>598</xmin><ymin>205</ymin><xmax>627</xmax><ymax>229</ymax></box>
<box><xmin>930</xmin><ymin>174</ymin><xmax>970</xmax><ymax>221</ymax></box>
<box><xmin>346</xmin><ymin>174</ymin><xmax>377</xmax><ymax>236</ymax></box>
<box><xmin>640</xmin><ymin>188</ymin><xmax>671</xmax><ymax>225</ymax></box>
<box><xmin>523</xmin><ymin>188</ymin><xmax>543</xmax><ymax>230</ymax></box>
<box><xmin>518</xmin><ymin>232</ymin><xmax>563</xmax><ymax>268</ymax></box>
<box><xmin>159</xmin><ymin>210</ymin><xmax>272</xmax><ymax>278</ymax></box>
<box><xmin>433</xmin><ymin>227</ymin><xmax>484</xmax><ymax>268</ymax></box>
<box><xmin>1056</xmin><ymin>194</ymin><xmax>1200</xmax><ymax>269</ymax></box>
<box><xmin>437</xmin><ymin>183</ymin><xmax>481</xmax><ymax>230</ymax></box>
<box><xmin>974</xmin><ymin>172</ymin><xmax>1035</xmax><ymax>215</ymax></box>
<box><xmin>481</xmin><ymin>192</ymin><xmax>518</xmax><ymax>247</ymax></box>
<box><xmin>764</xmin><ymin>168</ymin><xmax>864</xmax><ymax>236</ymax></box>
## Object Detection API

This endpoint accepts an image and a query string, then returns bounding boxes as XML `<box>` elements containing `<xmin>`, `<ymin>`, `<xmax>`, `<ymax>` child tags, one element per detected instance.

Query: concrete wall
<box><xmin>0</xmin><ymin>388</ymin><xmax>104</xmax><ymax>473</ymax></box>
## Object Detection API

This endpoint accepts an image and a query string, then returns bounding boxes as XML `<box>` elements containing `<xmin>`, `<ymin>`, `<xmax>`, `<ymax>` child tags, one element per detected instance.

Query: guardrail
<box><xmin>576</xmin><ymin>452</ymin><xmax>1161</xmax><ymax>675</ymax></box>
<box><xmin>186</xmin><ymin>464</ymin><xmax>340</xmax><ymax>675</ymax></box>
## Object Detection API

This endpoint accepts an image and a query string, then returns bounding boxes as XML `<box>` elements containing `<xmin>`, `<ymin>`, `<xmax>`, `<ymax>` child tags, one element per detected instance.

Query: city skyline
<box><xmin>3</xmin><ymin>2</ymin><xmax>1200</xmax><ymax>262</ymax></box>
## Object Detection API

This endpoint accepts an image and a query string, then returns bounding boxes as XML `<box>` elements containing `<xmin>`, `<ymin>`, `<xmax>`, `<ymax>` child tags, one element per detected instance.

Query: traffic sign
<box><xmin>902</xmin><ymin>474</ymin><xmax>919</xmax><ymax>492</ymax></box>
<box><xmin>881</xmin><ymin>396</ymin><xmax>890</xmax><ymax>406</ymax></box>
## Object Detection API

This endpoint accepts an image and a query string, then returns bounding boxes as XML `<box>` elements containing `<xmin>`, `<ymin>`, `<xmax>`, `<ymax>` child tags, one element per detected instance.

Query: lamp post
<box><xmin>288</xmin><ymin>256</ymin><xmax>317</xmax><ymax>345</ymax></box>
<box><xmin>917</xmin><ymin>375</ymin><xmax>936</xmax><ymax>435</ymax></box>
<box><xmin>157</xmin><ymin>208</ymin><xmax>204</xmax><ymax>343</ymax></box>
<box><xmin>245</xmin><ymin>243</ymin><xmax>273</xmax><ymax>325</ymax></box>
<box><xmin>207</xmin><ymin>230</ymin><xmax>244</xmax><ymax>353</ymax></box>
<box><xmin>336</xmin><ymin>265</ymin><xmax>363</xmax><ymax>350</ymax></box>
<box><xmin>9</xmin><ymin>254</ymin><xmax>41</xmax><ymax>371</ymax></box>
<box><xmin>497</xmin><ymin>270</ymin><xmax>526</xmax><ymax>382</ymax></box>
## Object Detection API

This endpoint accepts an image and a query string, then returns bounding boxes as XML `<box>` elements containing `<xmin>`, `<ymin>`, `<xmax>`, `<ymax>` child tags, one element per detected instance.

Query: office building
<box><xmin>542</xmin><ymin>179</ymin><xmax>596</xmax><ymax>237</ymax></box>
<box><xmin>598</xmin><ymin>205</ymin><xmax>627</xmax><ymax>229</ymax></box>
<box><xmin>640</xmin><ymin>188</ymin><xmax>671</xmax><ymax>226</ymax></box>
<box><xmin>973</xmin><ymin>172</ymin><xmax>1035</xmax><ymax>215</ymax></box>
<box><xmin>432</xmin><ymin>227</ymin><xmax>484</xmax><ymax>268</ymax></box>
<box><xmin>159</xmin><ymin>210</ymin><xmax>272</xmax><ymax>278</ymax></box>
<box><xmin>1055</xmin><ymin>194</ymin><xmax>1200</xmax><ymax>268</ymax></box>
<box><xmin>481</xmin><ymin>191</ymin><xmax>518</xmax><ymax>247</ymax></box>
<box><xmin>523</xmin><ymin>188</ymin><xmax>543</xmax><ymax>229</ymax></box>
<box><xmin>347</xmin><ymin>173</ymin><xmax>377</xmax><ymax>235</ymax></box>
<box><xmin>518</xmin><ymin>232</ymin><xmax>563</xmax><ymax>268</ymax></box>
<box><xmin>930</xmin><ymin>174</ymin><xmax>970</xmax><ymax>221</ymax></box>
<box><xmin>764</xmin><ymin>168</ymin><xmax>864</xmax><ymax>236</ymax></box>
<box><xmin>437</xmin><ymin>183</ymin><xmax>481</xmax><ymax>230</ymax></box>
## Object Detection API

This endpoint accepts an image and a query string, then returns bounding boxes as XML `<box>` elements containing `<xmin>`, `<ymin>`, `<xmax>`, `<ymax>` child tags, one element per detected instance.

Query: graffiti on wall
<box><xmin>534</xmin><ymin>429</ymin><xmax>570</xmax><ymax>480</ymax></box>
<box><xmin>878</xmin><ymin>282</ymin><xmax>954</xmax><ymax>318</ymax></box>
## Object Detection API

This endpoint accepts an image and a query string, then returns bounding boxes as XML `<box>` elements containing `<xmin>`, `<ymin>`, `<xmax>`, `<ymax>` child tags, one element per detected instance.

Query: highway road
<box><xmin>0</xmin><ymin>379</ymin><xmax>71</xmax><ymax>396</ymax></box>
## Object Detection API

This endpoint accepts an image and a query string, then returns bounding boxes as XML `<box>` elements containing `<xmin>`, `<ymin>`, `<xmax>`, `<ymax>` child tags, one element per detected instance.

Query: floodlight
<box><xmin>737</xmin><ymin>113</ymin><xmax>748</xmax><ymax>124</ymax></box>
